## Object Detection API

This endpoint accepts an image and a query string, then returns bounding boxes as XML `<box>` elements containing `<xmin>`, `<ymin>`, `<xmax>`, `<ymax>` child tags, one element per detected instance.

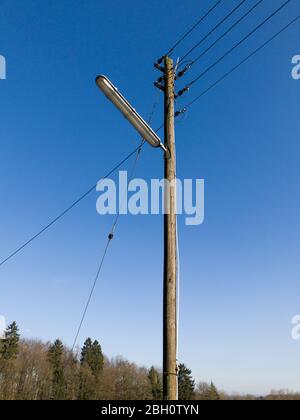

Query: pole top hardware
<box><xmin>175</xmin><ymin>86</ymin><xmax>190</xmax><ymax>99</ymax></box>
<box><xmin>154</xmin><ymin>81</ymin><xmax>165</xmax><ymax>92</ymax></box>
<box><xmin>154</xmin><ymin>62</ymin><xmax>165</xmax><ymax>72</ymax></box>
<box><xmin>176</xmin><ymin>65</ymin><xmax>191</xmax><ymax>79</ymax></box>
<box><xmin>175</xmin><ymin>108</ymin><xmax>187</xmax><ymax>118</ymax></box>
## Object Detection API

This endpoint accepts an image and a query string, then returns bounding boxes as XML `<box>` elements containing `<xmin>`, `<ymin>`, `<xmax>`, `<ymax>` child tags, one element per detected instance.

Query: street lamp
<box><xmin>96</xmin><ymin>75</ymin><xmax>166</xmax><ymax>152</ymax></box>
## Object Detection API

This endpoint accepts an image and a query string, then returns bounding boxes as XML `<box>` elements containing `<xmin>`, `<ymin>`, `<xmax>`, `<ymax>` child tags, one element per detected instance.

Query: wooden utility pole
<box><xmin>163</xmin><ymin>56</ymin><xmax>177</xmax><ymax>401</ymax></box>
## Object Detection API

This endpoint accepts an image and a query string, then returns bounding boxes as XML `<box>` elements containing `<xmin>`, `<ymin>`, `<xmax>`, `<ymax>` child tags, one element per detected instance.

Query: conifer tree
<box><xmin>79</xmin><ymin>338</ymin><xmax>104</xmax><ymax>400</ymax></box>
<box><xmin>0</xmin><ymin>321</ymin><xmax>20</xmax><ymax>360</ymax></box>
<box><xmin>48</xmin><ymin>339</ymin><xmax>66</xmax><ymax>400</ymax></box>
<box><xmin>178</xmin><ymin>363</ymin><xmax>195</xmax><ymax>400</ymax></box>
<box><xmin>80</xmin><ymin>338</ymin><xmax>104</xmax><ymax>377</ymax></box>
<box><xmin>148</xmin><ymin>366</ymin><xmax>162</xmax><ymax>400</ymax></box>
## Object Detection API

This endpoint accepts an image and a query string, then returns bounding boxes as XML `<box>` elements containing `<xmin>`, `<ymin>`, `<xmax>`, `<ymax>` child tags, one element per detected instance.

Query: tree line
<box><xmin>0</xmin><ymin>322</ymin><xmax>298</xmax><ymax>400</ymax></box>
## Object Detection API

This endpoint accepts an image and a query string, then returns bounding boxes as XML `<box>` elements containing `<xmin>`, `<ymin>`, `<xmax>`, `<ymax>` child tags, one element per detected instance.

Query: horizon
<box><xmin>1</xmin><ymin>321</ymin><xmax>298</xmax><ymax>397</ymax></box>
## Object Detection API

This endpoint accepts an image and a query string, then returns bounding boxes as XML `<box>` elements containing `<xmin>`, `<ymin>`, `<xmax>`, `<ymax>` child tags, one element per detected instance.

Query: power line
<box><xmin>71</xmin><ymin>141</ymin><xmax>145</xmax><ymax>352</ymax></box>
<box><xmin>71</xmin><ymin>96</ymin><xmax>161</xmax><ymax>351</ymax></box>
<box><xmin>71</xmin><ymin>235</ymin><xmax>112</xmax><ymax>352</ymax></box>
<box><xmin>178</xmin><ymin>0</ymin><xmax>248</xmax><ymax>65</ymax></box>
<box><xmin>164</xmin><ymin>0</ymin><xmax>224</xmax><ymax>57</ymax></box>
<box><xmin>186</xmin><ymin>0</ymin><xmax>292</xmax><ymax>88</ymax></box>
<box><xmin>0</xmin><ymin>87</ymin><xmax>163</xmax><ymax>271</ymax></box>
<box><xmin>186</xmin><ymin>0</ymin><xmax>265</xmax><ymax>68</ymax></box>
<box><xmin>183</xmin><ymin>15</ymin><xmax>299</xmax><ymax>110</ymax></box>
<box><xmin>0</xmin><ymin>145</ymin><xmax>145</xmax><ymax>269</ymax></box>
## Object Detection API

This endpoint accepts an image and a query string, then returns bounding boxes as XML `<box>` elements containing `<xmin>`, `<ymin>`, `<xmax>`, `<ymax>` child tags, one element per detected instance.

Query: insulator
<box><xmin>177</xmin><ymin>66</ymin><xmax>191</xmax><ymax>79</ymax></box>
<box><xmin>178</xmin><ymin>86</ymin><xmax>190</xmax><ymax>97</ymax></box>
<box><xmin>157</xmin><ymin>56</ymin><xmax>165</xmax><ymax>65</ymax></box>
<box><xmin>175</xmin><ymin>108</ymin><xmax>187</xmax><ymax>118</ymax></box>
<box><xmin>154</xmin><ymin>81</ymin><xmax>165</xmax><ymax>92</ymax></box>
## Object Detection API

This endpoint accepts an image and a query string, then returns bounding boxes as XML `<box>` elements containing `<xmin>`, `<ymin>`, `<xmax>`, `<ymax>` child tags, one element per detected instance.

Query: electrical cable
<box><xmin>186</xmin><ymin>0</ymin><xmax>292</xmax><ymax>88</ymax></box>
<box><xmin>0</xmin><ymin>145</ymin><xmax>145</xmax><ymax>269</ymax></box>
<box><xmin>164</xmin><ymin>0</ymin><xmax>224</xmax><ymax>57</ymax></box>
<box><xmin>71</xmin><ymin>140</ymin><xmax>145</xmax><ymax>352</ymax></box>
<box><xmin>185</xmin><ymin>0</ymin><xmax>265</xmax><ymax>68</ymax></box>
<box><xmin>178</xmin><ymin>0</ymin><xmax>248</xmax><ymax>65</ymax></box>
<box><xmin>71</xmin><ymin>96</ymin><xmax>161</xmax><ymax>350</ymax></box>
<box><xmin>157</xmin><ymin>15</ymin><xmax>298</xmax><ymax>139</ymax></box>
<box><xmin>183</xmin><ymin>15</ymin><xmax>299</xmax><ymax>109</ymax></box>
<box><xmin>0</xmin><ymin>97</ymin><xmax>166</xmax><ymax>271</ymax></box>
<box><xmin>71</xmin><ymin>236</ymin><xmax>112</xmax><ymax>352</ymax></box>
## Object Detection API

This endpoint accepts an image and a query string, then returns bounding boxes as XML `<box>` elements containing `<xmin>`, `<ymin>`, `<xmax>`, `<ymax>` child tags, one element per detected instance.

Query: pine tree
<box><xmin>80</xmin><ymin>338</ymin><xmax>104</xmax><ymax>377</ymax></box>
<box><xmin>48</xmin><ymin>339</ymin><xmax>66</xmax><ymax>400</ymax></box>
<box><xmin>148</xmin><ymin>366</ymin><xmax>162</xmax><ymax>400</ymax></box>
<box><xmin>0</xmin><ymin>321</ymin><xmax>20</xmax><ymax>360</ymax></box>
<box><xmin>178</xmin><ymin>363</ymin><xmax>195</xmax><ymax>400</ymax></box>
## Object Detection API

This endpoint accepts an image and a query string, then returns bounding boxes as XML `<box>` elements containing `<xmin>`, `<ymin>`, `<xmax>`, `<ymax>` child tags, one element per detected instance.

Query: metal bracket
<box><xmin>162</xmin><ymin>145</ymin><xmax>171</xmax><ymax>160</ymax></box>
<box><xmin>154</xmin><ymin>81</ymin><xmax>165</xmax><ymax>92</ymax></box>
<box><xmin>154</xmin><ymin>62</ymin><xmax>165</xmax><ymax>72</ymax></box>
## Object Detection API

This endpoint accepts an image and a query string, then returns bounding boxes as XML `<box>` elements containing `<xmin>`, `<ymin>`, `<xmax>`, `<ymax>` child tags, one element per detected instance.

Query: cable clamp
<box><xmin>163</xmin><ymin>371</ymin><xmax>178</xmax><ymax>377</ymax></box>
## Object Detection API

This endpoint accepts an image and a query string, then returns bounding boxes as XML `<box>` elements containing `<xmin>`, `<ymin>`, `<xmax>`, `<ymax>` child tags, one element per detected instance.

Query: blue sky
<box><xmin>0</xmin><ymin>0</ymin><xmax>299</xmax><ymax>394</ymax></box>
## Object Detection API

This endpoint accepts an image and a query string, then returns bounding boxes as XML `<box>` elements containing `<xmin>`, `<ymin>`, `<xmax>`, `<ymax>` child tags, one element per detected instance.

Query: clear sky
<box><xmin>0</xmin><ymin>0</ymin><xmax>299</xmax><ymax>395</ymax></box>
